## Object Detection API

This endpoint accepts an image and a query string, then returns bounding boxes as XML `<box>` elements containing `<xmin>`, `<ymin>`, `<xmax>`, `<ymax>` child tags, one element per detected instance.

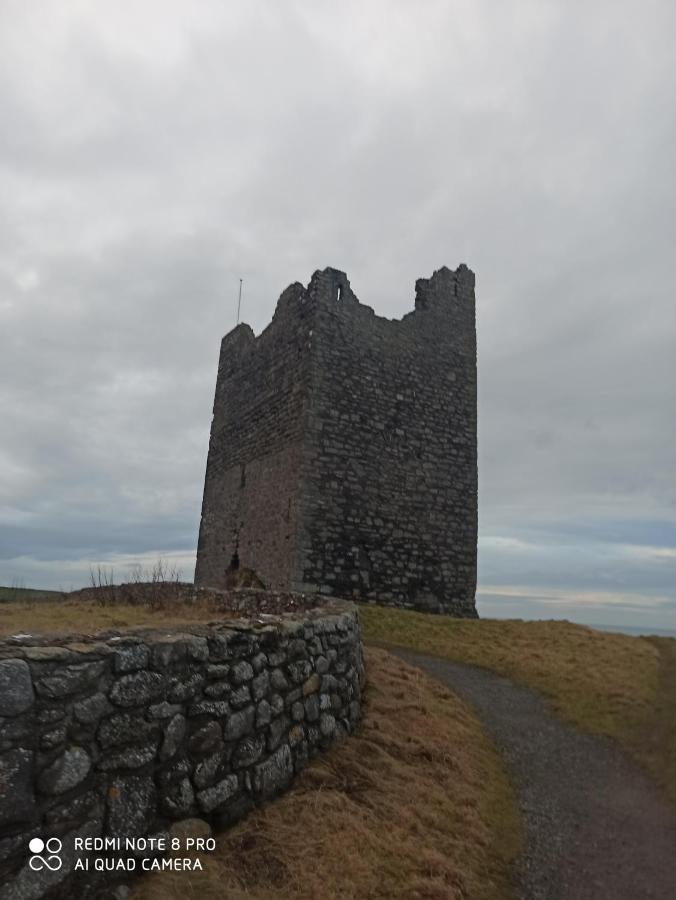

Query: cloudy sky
<box><xmin>2</xmin><ymin>1</ymin><xmax>675</xmax><ymax>631</ymax></box>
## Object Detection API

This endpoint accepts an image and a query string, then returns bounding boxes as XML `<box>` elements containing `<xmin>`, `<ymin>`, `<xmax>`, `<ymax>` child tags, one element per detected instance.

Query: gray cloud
<box><xmin>1</xmin><ymin>1</ymin><xmax>675</xmax><ymax>628</ymax></box>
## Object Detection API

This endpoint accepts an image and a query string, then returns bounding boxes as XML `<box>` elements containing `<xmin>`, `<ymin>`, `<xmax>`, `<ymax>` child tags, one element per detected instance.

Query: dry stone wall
<box><xmin>0</xmin><ymin>595</ymin><xmax>362</xmax><ymax>899</ymax></box>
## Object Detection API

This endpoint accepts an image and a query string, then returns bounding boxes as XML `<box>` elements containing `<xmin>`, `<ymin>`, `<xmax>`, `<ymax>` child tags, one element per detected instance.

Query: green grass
<box><xmin>361</xmin><ymin>605</ymin><xmax>676</xmax><ymax>806</ymax></box>
<box><xmin>0</xmin><ymin>585</ymin><xmax>62</xmax><ymax>603</ymax></box>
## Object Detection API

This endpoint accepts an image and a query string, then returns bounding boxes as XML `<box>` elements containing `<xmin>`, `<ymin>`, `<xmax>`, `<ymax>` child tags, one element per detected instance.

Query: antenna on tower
<box><xmin>236</xmin><ymin>278</ymin><xmax>243</xmax><ymax>324</ymax></box>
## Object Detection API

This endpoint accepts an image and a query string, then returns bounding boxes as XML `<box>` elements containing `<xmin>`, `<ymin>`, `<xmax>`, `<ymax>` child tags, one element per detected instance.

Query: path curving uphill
<box><xmin>388</xmin><ymin>647</ymin><xmax>676</xmax><ymax>900</ymax></box>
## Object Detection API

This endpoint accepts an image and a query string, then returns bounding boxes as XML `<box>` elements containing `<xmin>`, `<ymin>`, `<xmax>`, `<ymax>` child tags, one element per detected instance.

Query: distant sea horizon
<box><xmin>478</xmin><ymin>597</ymin><xmax>676</xmax><ymax>639</ymax></box>
<box><xmin>482</xmin><ymin>606</ymin><xmax>676</xmax><ymax>639</ymax></box>
<box><xmin>587</xmin><ymin>622</ymin><xmax>676</xmax><ymax>639</ymax></box>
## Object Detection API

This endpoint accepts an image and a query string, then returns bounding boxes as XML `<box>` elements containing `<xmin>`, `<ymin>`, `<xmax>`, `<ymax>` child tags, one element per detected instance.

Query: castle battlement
<box><xmin>196</xmin><ymin>265</ymin><xmax>478</xmax><ymax>617</ymax></box>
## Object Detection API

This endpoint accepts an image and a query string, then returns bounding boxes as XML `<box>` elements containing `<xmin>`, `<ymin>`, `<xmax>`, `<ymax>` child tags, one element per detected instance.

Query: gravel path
<box><xmin>388</xmin><ymin>647</ymin><xmax>676</xmax><ymax>900</ymax></box>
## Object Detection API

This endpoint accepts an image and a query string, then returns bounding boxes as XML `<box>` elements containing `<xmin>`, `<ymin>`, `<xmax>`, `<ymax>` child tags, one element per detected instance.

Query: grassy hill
<box><xmin>0</xmin><ymin>585</ymin><xmax>62</xmax><ymax>603</ymax></box>
<box><xmin>0</xmin><ymin>594</ymin><xmax>237</xmax><ymax>637</ymax></box>
<box><xmin>361</xmin><ymin>606</ymin><xmax>676</xmax><ymax>807</ymax></box>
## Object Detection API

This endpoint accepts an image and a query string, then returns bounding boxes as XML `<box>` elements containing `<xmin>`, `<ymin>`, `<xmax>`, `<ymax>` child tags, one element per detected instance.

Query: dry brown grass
<box><xmin>0</xmin><ymin>597</ymin><xmax>236</xmax><ymax>638</ymax></box>
<box><xmin>643</xmin><ymin>637</ymin><xmax>676</xmax><ymax>804</ymax></box>
<box><xmin>361</xmin><ymin>606</ymin><xmax>676</xmax><ymax>805</ymax></box>
<box><xmin>133</xmin><ymin>648</ymin><xmax>521</xmax><ymax>900</ymax></box>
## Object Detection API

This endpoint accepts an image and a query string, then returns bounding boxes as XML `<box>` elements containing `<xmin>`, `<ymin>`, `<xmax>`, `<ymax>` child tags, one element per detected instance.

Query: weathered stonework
<box><xmin>195</xmin><ymin>265</ymin><xmax>478</xmax><ymax>616</ymax></box>
<box><xmin>0</xmin><ymin>593</ymin><xmax>362</xmax><ymax>898</ymax></box>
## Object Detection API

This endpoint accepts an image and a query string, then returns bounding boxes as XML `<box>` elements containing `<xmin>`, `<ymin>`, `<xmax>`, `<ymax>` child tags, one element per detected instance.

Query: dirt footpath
<box><xmin>389</xmin><ymin>648</ymin><xmax>676</xmax><ymax>900</ymax></box>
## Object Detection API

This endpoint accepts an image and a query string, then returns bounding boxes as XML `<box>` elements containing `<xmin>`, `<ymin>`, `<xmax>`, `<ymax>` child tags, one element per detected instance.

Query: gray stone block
<box><xmin>0</xmin><ymin>659</ymin><xmax>34</xmax><ymax>716</ymax></box>
<box><xmin>251</xmin><ymin>669</ymin><xmax>270</xmax><ymax>701</ymax></box>
<box><xmin>232</xmin><ymin>734</ymin><xmax>265</xmax><ymax>768</ymax></box>
<box><xmin>193</xmin><ymin>752</ymin><xmax>222</xmax><ymax>790</ymax></box>
<box><xmin>255</xmin><ymin>699</ymin><xmax>272</xmax><ymax>727</ymax></box>
<box><xmin>253</xmin><ymin>744</ymin><xmax>293</xmax><ymax>799</ymax></box>
<box><xmin>229</xmin><ymin>661</ymin><xmax>254</xmax><ymax>685</ymax></box>
<box><xmin>37</xmin><ymin>747</ymin><xmax>91</xmax><ymax>795</ymax></box>
<box><xmin>98</xmin><ymin>712</ymin><xmax>158</xmax><ymax>748</ymax></box>
<box><xmin>107</xmin><ymin>774</ymin><xmax>155</xmax><ymax>837</ymax></box>
<box><xmin>197</xmin><ymin>775</ymin><xmax>238</xmax><ymax>813</ymax></box>
<box><xmin>113</xmin><ymin>643</ymin><xmax>150</xmax><ymax>673</ymax></box>
<box><xmin>97</xmin><ymin>742</ymin><xmax>157</xmax><ymax>771</ymax></box>
<box><xmin>229</xmin><ymin>684</ymin><xmax>252</xmax><ymax>708</ymax></box>
<box><xmin>0</xmin><ymin>748</ymin><xmax>35</xmax><ymax>826</ymax></box>
<box><xmin>73</xmin><ymin>692</ymin><xmax>111</xmax><ymax>724</ymax></box>
<box><xmin>35</xmin><ymin>661</ymin><xmax>106</xmax><ymax>699</ymax></box>
<box><xmin>161</xmin><ymin>777</ymin><xmax>194</xmax><ymax>818</ymax></box>
<box><xmin>319</xmin><ymin>713</ymin><xmax>336</xmax><ymax>738</ymax></box>
<box><xmin>223</xmin><ymin>706</ymin><xmax>255</xmax><ymax>741</ymax></box>
<box><xmin>168</xmin><ymin>672</ymin><xmax>204</xmax><ymax>702</ymax></box>
<box><xmin>188</xmin><ymin>721</ymin><xmax>223</xmax><ymax>758</ymax></box>
<box><xmin>109</xmin><ymin>671</ymin><xmax>165</xmax><ymax>706</ymax></box>
<box><xmin>160</xmin><ymin>714</ymin><xmax>186</xmax><ymax>761</ymax></box>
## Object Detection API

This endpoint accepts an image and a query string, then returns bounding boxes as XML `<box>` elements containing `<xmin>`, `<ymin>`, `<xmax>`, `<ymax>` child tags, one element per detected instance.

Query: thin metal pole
<box><xmin>236</xmin><ymin>278</ymin><xmax>243</xmax><ymax>324</ymax></box>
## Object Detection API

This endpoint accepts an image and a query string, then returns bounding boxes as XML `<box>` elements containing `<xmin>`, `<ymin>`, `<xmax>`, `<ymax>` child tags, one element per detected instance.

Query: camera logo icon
<box><xmin>28</xmin><ymin>837</ymin><xmax>63</xmax><ymax>872</ymax></box>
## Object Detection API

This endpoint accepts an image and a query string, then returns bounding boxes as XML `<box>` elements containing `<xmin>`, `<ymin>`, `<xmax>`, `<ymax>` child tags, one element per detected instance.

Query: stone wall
<box><xmin>195</xmin><ymin>265</ymin><xmax>477</xmax><ymax>617</ymax></box>
<box><xmin>0</xmin><ymin>595</ymin><xmax>363</xmax><ymax>899</ymax></box>
<box><xmin>299</xmin><ymin>267</ymin><xmax>477</xmax><ymax>615</ymax></box>
<box><xmin>194</xmin><ymin>285</ymin><xmax>313</xmax><ymax>593</ymax></box>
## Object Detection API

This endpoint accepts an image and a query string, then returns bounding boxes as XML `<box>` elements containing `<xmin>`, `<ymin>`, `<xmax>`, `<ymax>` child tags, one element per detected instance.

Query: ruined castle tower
<box><xmin>195</xmin><ymin>265</ymin><xmax>478</xmax><ymax>617</ymax></box>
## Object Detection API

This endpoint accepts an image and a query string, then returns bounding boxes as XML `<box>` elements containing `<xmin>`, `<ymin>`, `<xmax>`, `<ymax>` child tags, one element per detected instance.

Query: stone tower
<box><xmin>195</xmin><ymin>265</ymin><xmax>478</xmax><ymax>617</ymax></box>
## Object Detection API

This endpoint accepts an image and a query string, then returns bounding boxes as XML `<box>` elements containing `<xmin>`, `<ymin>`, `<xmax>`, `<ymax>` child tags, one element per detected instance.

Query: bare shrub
<box><xmin>89</xmin><ymin>565</ymin><xmax>117</xmax><ymax>605</ymax></box>
<box><xmin>125</xmin><ymin>558</ymin><xmax>184</xmax><ymax>609</ymax></box>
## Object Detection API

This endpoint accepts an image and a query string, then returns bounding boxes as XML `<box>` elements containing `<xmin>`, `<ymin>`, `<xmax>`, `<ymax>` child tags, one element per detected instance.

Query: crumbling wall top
<box><xmin>217</xmin><ymin>262</ymin><xmax>476</xmax><ymax>362</ymax></box>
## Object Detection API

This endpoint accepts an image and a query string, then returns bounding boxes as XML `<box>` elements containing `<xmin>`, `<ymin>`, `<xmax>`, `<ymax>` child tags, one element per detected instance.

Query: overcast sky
<box><xmin>2</xmin><ymin>1</ymin><xmax>675</xmax><ymax>631</ymax></box>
